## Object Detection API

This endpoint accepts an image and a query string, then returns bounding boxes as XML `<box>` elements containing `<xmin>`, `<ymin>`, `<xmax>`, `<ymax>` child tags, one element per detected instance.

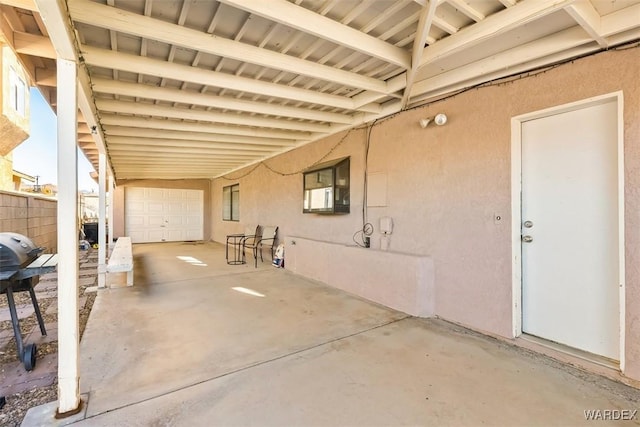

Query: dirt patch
<box><xmin>0</xmin><ymin>248</ymin><xmax>98</xmax><ymax>426</ymax></box>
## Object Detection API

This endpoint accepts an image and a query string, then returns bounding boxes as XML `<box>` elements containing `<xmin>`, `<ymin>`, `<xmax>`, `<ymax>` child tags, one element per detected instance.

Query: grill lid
<box><xmin>0</xmin><ymin>232</ymin><xmax>43</xmax><ymax>271</ymax></box>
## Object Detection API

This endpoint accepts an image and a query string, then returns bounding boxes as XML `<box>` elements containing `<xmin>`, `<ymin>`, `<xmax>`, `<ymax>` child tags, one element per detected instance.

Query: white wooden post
<box><xmin>56</xmin><ymin>58</ymin><xmax>81</xmax><ymax>415</ymax></box>
<box><xmin>108</xmin><ymin>173</ymin><xmax>115</xmax><ymax>250</ymax></box>
<box><xmin>98</xmin><ymin>153</ymin><xmax>107</xmax><ymax>288</ymax></box>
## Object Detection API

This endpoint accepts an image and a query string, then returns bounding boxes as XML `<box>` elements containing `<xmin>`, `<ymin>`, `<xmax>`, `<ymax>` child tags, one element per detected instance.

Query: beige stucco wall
<box><xmin>0</xmin><ymin>152</ymin><xmax>13</xmax><ymax>191</ymax></box>
<box><xmin>112</xmin><ymin>179</ymin><xmax>212</xmax><ymax>240</ymax></box>
<box><xmin>0</xmin><ymin>190</ymin><xmax>57</xmax><ymax>252</ymax></box>
<box><xmin>0</xmin><ymin>45</ymin><xmax>30</xmax><ymax>156</ymax></box>
<box><xmin>210</xmin><ymin>47</ymin><xmax>640</xmax><ymax>380</ymax></box>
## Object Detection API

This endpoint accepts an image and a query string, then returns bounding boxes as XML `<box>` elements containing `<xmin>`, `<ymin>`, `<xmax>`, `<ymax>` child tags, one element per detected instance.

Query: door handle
<box><xmin>522</xmin><ymin>235</ymin><xmax>533</xmax><ymax>243</ymax></box>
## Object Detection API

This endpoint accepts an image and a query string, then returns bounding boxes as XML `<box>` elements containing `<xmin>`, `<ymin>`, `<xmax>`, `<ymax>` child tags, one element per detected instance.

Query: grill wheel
<box><xmin>23</xmin><ymin>343</ymin><xmax>37</xmax><ymax>371</ymax></box>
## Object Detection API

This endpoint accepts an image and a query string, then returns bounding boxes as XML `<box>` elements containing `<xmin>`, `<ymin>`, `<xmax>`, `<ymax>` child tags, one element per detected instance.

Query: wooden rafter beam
<box><xmin>419</xmin><ymin>0</ymin><xmax>574</xmax><ymax>67</ymax></box>
<box><xmin>104</xmin><ymin>126</ymin><xmax>296</xmax><ymax>147</ymax></box>
<box><xmin>564</xmin><ymin>2</ymin><xmax>607</xmax><ymax>48</ymax></box>
<box><xmin>445</xmin><ymin>0</ymin><xmax>484</xmax><ymax>22</ymax></box>
<box><xmin>411</xmin><ymin>4</ymin><xmax>640</xmax><ymax>102</ymax></box>
<box><xmin>13</xmin><ymin>31</ymin><xmax>56</xmax><ymax>58</ymax></box>
<box><xmin>91</xmin><ymin>78</ymin><xmax>353</xmax><ymax>124</ymax></box>
<box><xmin>35</xmin><ymin>0</ymin><xmax>112</xmax><ymax>175</ymax></box>
<box><xmin>402</xmin><ymin>0</ymin><xmax>437</xmax><ymax>109</ymax></box>
<box><xmin>218</xmin><ymin>0</ymin><xmax>410</xmax><ymax>69</ymax></box>
<box><xmin>81</xmin><ymin>45</ymin><xmax>363</xmax><ymax>112</ymax></box>
<box><xmin>0</xmin><ymin>0</ymin><xmax>37</xmax><ymax>11</ymax></box>
<box><xmin>67</xmin><ymin>0</ymin><xmax>392</xmax><ymax>95</ymax></box>
<box><xmin>99</xmin><ymin>114</ymin><xmax>311</xmax><ymax>141</ymax></box>
<box><xmin>106</xmin><ymin>135</ymin><xmax>290</xmax><ymax>152</ymax></box>
<box><xmin>95</xmin><ymin>99</ymin><xmax>334</xmax><ymax>134</ymax></box>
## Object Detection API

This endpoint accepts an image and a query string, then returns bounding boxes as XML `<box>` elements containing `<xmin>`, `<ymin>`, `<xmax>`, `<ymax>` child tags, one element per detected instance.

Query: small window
<box><xmin>9</xmin><ymin>67</ymin><xmax>26</xmax><ymax>117</ymax></box>
<box><xmin>223</xmin><ymin>184</ymin><xmax>239</xmax><ymax>221</ymax></box>
<box><xmin>303</xmin><ymin>157</ymin><xmax>350</xmax><ymax>214</ymax></box>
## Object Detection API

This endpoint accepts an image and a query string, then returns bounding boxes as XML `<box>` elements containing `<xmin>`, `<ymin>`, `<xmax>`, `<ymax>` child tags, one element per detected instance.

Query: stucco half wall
<box><xmin>286</xmin><ymin>236</ymin><xmax>435</xmax><ymax>317</ymax></box>
<box><xmin>208</xmin><ymin>47</ymin><xmax>640</xmax><ymax>381</ymax></box>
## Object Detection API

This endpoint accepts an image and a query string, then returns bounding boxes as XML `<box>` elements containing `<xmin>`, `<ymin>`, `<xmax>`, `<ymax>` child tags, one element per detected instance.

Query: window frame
<box><xmin>9</xmin><ymin>66</ymin><xmax>26</xmax><ymax>117</ymax></box>
<box><xmin>302</xmin><ymin>156</ymin><xmax>350</xmax><ymax>214</ymax></box>
<box><xmin>222</xmin><ymin>184</ymin><xmax>240</xmax><ymax>221</ymax></box>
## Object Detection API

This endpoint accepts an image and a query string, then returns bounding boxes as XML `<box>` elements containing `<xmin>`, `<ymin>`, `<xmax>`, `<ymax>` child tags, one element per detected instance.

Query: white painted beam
<box><xmin>419</xmin><ymin>0</ymin><xmax>574</xmax><ymax>67</ymax></box>
<box><xmin>402</xmin><ymin>0</ymin><xmax>437</xmax><ymax>109</ymax></box>
<box><xmin>564</xmin><ymin>2</ymin><xmax>607</xmax><ymax>47</ymax></box>
<box><xmin>446</xmin><ymin>0</ymin><xmax>484</xmax><ymax>22</ymax></box>
<box><xmin>68</xmin><ymin>0</ymin><xmax>391</xmax><ymax>94</ymax></box>
<box><xmin>113</xmin><ymin>159</ymin><xmax>247</xmax><ymax>166</ymax></box>
<box><xmin>412</xmin><ymin>26</ymin><xmax>590</xmax><ymax>97</ymax></box>
<box><xmin>601</xmin><ymin>3</ymin><xmax>640</xmax><ymax>36</ymax></box>
<box><xmin>35</xmin><ymin>0</ymin><xmax>111</xmax><ymax>173</ymax></box>
<box><xmin>95</xmin><ymin>99</ymin><xmax>333</xmax><ymax>134</ymax></box>
<box><xmin>104</xmin><ymin>126</ymin><xmax>296</xmax><ymax>147</ymax></box>
<box><xmin>33</xmin><ymin>0</ymin><xmax>76</xmax><ymax>59</ymax></box>
<box><xmin>218</xmin><ymin>0</ymin><xmax>410</xmax><ymax>69</ymax></box>
<box><xmin>98</xmin><ymin>153</ymin><xmax>106</xmax><ymax>288</ymax></box>
<box><xmin>100</xmin><ymin>115</ymin><xmax>312</xmax><ymax>141</ymax></box>
<box><xmin>56</xmin><ymin>57</ymin><xmax>81</xmax><ymax>416</ymax></box>
<box><xmin>91</xmin><ymin>78</ymin><xmax>354</xmax><ymax>124</ymax></box>
<box><xmin>109</xmin><ymin>151</ymin><xmax>262</xmax><ymax>159</ymax></box>
<box><xmin>108</xmin><ymin>144</ymin><xmax>272</xmax><ymax>156</ymax></box>
<box><xmin>411</xmin><ymin>5</ymin><xmax>640</xmax><ymax>101</ymax></box>
<box><xmin>107</xmin><ymin>135</ymin><xmax>290</xmax><ymax>151</ymax></box>
<box><xmin>81</xmin><ymin>45</ymin><xmax>359</xmax><ymax>112</ymax></box>
<box><xmin>108</xmin><ymin>174</ymin><xmax>114</xmax><ymax>251</ymax></box>
<box><xmin>432</xmin><ymin>16</ymin><xmax>458</xmax><ymax>35</ymax></box>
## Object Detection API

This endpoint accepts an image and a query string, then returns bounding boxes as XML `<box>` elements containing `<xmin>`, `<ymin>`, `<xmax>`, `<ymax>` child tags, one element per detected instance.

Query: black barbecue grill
<box><xmin>0</xmin><ymin>232</ymin><xmax>58</xmax><ymax>371</ymax></box>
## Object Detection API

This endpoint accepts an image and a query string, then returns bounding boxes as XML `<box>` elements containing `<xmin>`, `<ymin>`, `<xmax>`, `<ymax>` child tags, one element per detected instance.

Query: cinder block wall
<box><xmin>0</xmin><ymin>190</ymin><xmax>57</xmax><ymax>252</ymax></box>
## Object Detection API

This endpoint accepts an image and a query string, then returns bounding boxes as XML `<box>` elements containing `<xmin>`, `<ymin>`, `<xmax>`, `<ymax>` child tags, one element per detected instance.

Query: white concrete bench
<box><xmin>106</xmin><ymin>237</ymin><xmax>133</xmax><ymax>286</ymax></box>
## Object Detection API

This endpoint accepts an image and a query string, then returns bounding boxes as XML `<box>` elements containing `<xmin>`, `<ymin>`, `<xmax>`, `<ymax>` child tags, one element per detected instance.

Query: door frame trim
<box><xmin>510</xmin><ymin>91</ymin><xmax>625</xmax><ymax>370</ymax></box>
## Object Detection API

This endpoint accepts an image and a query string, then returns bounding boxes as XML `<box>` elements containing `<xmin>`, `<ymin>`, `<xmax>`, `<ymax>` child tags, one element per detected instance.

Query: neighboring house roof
<box><xmin>0</xmin><ymin>0</ymin><xmax>639</xmax><ymax>181</ymax></box>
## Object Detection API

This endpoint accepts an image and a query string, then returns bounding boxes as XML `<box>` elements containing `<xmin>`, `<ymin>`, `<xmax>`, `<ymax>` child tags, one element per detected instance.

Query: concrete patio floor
<box><xmin>24</xmin><ymin>242</ymin><xmax>640</xmax><ymax>426</ymax></box>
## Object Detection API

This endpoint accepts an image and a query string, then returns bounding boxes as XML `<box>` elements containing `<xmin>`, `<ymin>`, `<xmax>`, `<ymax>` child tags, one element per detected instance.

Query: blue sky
<box><xmin>13</xmin><ymin>88</ymin><xmax>98</xmax><ymax>192</ymax></box>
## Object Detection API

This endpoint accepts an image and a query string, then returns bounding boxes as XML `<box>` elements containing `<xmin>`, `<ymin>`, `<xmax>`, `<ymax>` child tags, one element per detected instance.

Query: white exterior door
<box><xmin>125</xmin><ymin>187</ymin><xmax>203</xmax><ymax>244</ymax></box>
<box><xmin>521</xmin><ymin>100</ymin><xmax>620</xmax><ymax>361</ymax></box>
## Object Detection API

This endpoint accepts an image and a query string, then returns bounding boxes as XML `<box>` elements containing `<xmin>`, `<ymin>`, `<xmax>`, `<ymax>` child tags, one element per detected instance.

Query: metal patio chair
<box><xmin>243</xmin><ymin>226</ymin><xmax>278</xmax><ymax>267</ymax></box>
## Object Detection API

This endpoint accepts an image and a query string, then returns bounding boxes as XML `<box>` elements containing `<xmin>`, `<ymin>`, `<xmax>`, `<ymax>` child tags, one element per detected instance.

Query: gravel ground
<box><xmin>0</xmin><ymin>248</ymin><xmax>97</xmax><ymax>426</ymax></box>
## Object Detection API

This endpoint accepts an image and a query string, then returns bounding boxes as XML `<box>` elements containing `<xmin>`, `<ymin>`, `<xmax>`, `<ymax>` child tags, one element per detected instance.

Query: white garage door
<box><xmin>125</xmin><ymin>187</ymin><xmax>203</xmax><ymax>244</ymax></box>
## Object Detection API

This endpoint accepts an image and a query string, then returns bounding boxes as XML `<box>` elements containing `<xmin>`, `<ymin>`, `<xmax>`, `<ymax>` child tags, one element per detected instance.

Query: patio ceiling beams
<box><xmin>106</xmin><ymin>136</ymin><xmax>291</xmax><ymax>153</ymax></box>
<box><xmin>218</xmin><ymin>0</ymin><xmax>411</xmax><ymax>69</ymax></box>
<box><xmin>13</xmin><ymin>31</ymin><xmax>55</xmax><ymax>58</ymax></box>
<box><xmin>401</xmin><ymin>0</ymin><xmax>437</xmax><ymax>109</ymax></box>
<box><xmin>9</xmin><ymin>0</ymin><xmax>640</xmax><ymax>181</ymax></box>
<box><xmin>67</xmin><ymin>0</ymin><xmax>393</xmax><ymax>96</ymax></box>
<box><xmin>95</xmin><ymin>99</ymin><xmax>333</xmax><ymax>134</ymax></box>
<box><xmin>564</xmin><ymin>2</ymin><xmax>607</xmax><ymax>47</ymax></box>
<box><xmin>98</xmin><ymin>115</ymin><xmax>311</xmax><ymax>141</ymax></box>
<box><xmin>81</xmin><ymin>45</ymin><xmax>367</xmax><ymax>113</ymax></box>
<box><xmin>91</xmin><ymin>78</ymin><xmax>354</xmax><ymax>125</ymax></box>
<box><xmin>104</xmin><ymin>127</ymin><xmax>297</xmax><ymax>148</ymax></box>
<box><xmin>410</xmin><ymin>4</ymin><xmax>640</xmax><ymax>100</ymax></box>
<box><xmin>418</xmin><ymin>0</ymin><xmax>574</xmax><ymax>68</ymax></box>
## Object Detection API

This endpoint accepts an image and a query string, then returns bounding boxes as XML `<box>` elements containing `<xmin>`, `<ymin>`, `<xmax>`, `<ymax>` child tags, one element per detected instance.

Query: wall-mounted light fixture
<box><xmin>419</xmin><ymin>113</ymin><xmax>448</xmax><ymax>128</ymax></box>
